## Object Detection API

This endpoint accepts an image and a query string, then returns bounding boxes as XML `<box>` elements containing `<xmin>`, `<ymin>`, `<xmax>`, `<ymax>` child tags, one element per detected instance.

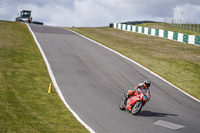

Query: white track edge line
<box><xmin>26</xmin><ymin>23</ymin><xmax>96</xmax><ymax>133</ymax></box>
<box><xmin>67</xmin><ymin>28</ymin><xmax>200</xmax><ymax>103</ymax></box>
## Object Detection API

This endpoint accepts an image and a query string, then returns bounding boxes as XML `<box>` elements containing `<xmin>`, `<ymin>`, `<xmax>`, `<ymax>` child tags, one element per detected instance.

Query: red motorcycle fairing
<box><xmin>119</xmin><ymin>89</ymin><xmax>149</xmax><ymax>115</ymax></box>
<box><xmin>126</xmin><ymin>96</ymin><xmax>139</xmax><ymax>111</ymax></box>
<box><xmin>125</xmin><ymin>91</ymin><xmax>147</xmax><ymax>111</ymax></box>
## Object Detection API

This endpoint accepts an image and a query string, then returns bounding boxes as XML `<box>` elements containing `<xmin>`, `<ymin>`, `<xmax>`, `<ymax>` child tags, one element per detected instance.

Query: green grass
<box><xmin>137</xmin><ymin>23</ymin><xmax>200</xmax><ymax>35</ymax></box>
<box><xmin>0</xmin><ymin>20</ymin><xmax>88</xmax><ymax>133</ymax></box>
<box><xmin>68</xmin><ymin>26</ymin><xmax>200</xmax><ymax>100</ymax></box>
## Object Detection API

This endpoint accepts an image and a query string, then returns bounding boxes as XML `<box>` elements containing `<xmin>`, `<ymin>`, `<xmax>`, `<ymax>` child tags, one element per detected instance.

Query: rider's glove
<box><xmin>127</xmin><ymin>93</ymin><xmax>130</xmax><ymax>96</ymax></box>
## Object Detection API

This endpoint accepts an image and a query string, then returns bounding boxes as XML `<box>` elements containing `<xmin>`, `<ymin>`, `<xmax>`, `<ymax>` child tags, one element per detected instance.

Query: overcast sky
<box><xmin>0</xmin><ymin>0</ymin><xmax>200</xmax><ymax>27</ymax></box>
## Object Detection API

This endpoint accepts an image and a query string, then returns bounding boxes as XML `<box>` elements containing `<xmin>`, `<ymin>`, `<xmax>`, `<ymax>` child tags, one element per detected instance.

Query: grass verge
<box><xmin>0</xmin><ymin>20</ymin><xmax>88</xmax><ymax>133</ymax></box>
<box><xmin>68</xmin><ymin>26</ymin><xmax>200</xmax><ymax>100</ymax></box>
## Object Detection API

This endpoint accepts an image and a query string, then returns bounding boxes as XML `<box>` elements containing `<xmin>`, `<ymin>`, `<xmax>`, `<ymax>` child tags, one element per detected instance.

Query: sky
<box><xmin>0</xmin><ymin>0</ymin><xmax>200</xmax><ymax>27</ymax></box>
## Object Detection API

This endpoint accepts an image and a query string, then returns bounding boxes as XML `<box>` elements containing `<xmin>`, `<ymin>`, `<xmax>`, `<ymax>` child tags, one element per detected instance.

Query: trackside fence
<box><xmin>113</xmin><ymin>23</ymin><xmax>200</xmax><ymax>46</ymax></box>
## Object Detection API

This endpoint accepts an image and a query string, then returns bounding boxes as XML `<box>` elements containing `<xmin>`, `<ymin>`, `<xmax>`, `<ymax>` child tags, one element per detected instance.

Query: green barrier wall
<box><xmin>113</xmin><ymin>23</ymin><xmax>200</xmax><ymax>46</ymax></box>
<box><xmin>155</xmin><ymin>29</ymin><xmax>159</xmax><ymax>36</ymax></box>
<box><xmin>136</xmin><ymin>26</ymin><xmax>138</xmax><ymax>32</ymax></box>
<box><xmin>195</xmin><ymin>36</ymin><xmax>200</xmax><ymax>45</ymax></box>
<box><xmin>164</xmin><ymin>30</ymin><xmax>168</xmax><ymax>39</ymax></box>
<box><xmin>148</xmin><ymin>28</ymin><xmax>151</xmax><ymax>35</ymax></box>
<box><xmin>173</xmin><ymin>32</ymin><xmax>178</xmax><ymax>41</ymax></box>
<box><xmin>142</xmin><ymin>27</ymin><xmax>145</xmax><ymax>34</ymax></box>
<box><xmin>183</xmin><ymin>35</ymin><xmax>189</xmax><ymax>43</ymax></box>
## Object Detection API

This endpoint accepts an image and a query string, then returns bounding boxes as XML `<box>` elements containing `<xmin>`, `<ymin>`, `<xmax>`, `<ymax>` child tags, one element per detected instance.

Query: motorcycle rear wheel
<box><xmin>131</xmin><ymin>101</ymin><xmax>143</xmax><ymax>115</ymax></box>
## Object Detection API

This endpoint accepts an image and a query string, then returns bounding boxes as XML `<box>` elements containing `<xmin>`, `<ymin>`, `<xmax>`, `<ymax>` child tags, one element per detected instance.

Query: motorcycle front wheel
<box><xmin>119</xmin><ymin>100</ymin><xmax>126</xmax><ymax>110</ymax></box>
<box><xmin>131</xmin><ymin>101</ymin><xmax>143</xmax><ymax>115</ymax></box>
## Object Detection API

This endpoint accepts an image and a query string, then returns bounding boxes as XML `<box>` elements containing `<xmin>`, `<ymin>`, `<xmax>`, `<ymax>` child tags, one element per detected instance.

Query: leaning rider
<box><xmin>126</xmin><ymin>80</ymin><xmax>151</xmax><ymax>102</ymax></box>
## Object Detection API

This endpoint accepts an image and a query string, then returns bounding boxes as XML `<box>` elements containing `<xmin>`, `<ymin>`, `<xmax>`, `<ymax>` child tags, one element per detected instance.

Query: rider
<box><xmin>126</xmin><ymin>80</ymin><xmax>151</xmax><ymax>102</ymax></box>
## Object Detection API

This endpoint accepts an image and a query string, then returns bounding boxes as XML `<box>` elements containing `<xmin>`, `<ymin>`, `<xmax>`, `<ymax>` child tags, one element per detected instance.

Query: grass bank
<box><xmin>68</xmin><ymin>26</ymin><xmax>200</xmax><ymax>100</ymax></box>
<box><xmin>0</xmin><ymin>20</ymin><xmax>88</xmax><ymax>133</ymax></box>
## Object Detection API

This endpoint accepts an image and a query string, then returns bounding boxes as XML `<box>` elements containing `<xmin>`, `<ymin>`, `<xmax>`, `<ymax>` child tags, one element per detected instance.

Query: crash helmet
<box><xmin>144</xmin><ymin>80</ymin><xmax>151</xmax><ymax>88</ymax></box>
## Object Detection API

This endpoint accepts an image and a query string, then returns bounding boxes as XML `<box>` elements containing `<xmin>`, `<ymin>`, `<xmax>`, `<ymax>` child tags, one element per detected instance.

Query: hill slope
<box><xmin>0</xmin><ymin>20</ymin><xmax>88</xmax><ymax>133</ymax></box>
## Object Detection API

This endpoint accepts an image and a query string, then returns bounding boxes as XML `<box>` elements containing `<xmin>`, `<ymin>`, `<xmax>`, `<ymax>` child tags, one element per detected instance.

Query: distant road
<box><xmin>29</xmin><ymin>24</ymin><xmax>200</xmax><ymax>133</ymax></box>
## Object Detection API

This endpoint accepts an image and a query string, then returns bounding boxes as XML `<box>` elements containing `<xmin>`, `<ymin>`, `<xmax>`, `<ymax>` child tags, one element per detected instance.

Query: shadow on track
<box><xmin>137</xmin><ymin>110</ymin><xmax>178</xmax><ymax>117</ymax></box>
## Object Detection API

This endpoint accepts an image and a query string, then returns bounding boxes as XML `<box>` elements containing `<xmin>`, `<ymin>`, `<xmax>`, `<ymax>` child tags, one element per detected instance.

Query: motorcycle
<box><xmin>119</xmin><ymin>89</ymin><xmax>149</xmax><ymax>115</ymax></box>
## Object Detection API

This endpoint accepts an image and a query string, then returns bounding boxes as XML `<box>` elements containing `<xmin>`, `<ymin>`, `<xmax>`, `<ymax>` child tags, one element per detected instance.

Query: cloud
<box><xmin>0</xmin><ymin>0</ymin><xmax>200</xmax><ymax>26</ymax></box>
<box><xmin>173</xmin><ymin>4</ymin><xmax>200</xmax><ymax>23</ymax></box>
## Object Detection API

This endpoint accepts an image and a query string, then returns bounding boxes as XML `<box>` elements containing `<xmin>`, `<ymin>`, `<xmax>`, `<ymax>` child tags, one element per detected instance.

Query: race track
<box><xmin>29</xmin><ymin>24</ymin><xmax>200</xmax><ymax>133</ymax></box>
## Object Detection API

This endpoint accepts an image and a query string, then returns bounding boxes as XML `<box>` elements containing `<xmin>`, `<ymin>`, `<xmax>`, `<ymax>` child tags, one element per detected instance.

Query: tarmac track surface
<box><xmin>29</xmin><ymin>24</ymin><xmax>200</xmax><ymax>133</ymax></box>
